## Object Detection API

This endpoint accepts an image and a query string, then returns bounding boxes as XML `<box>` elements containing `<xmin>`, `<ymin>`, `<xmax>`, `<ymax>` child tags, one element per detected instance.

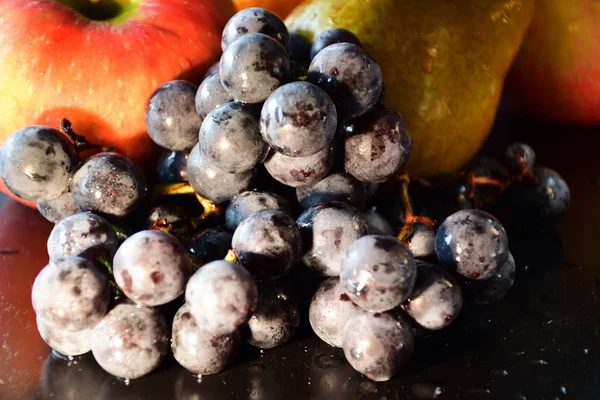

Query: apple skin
<box><xmin>0</xmin><ymin>0</ymin><xmax>235</xmax><ymax>205</ymax></box>
<box><xmin>505</xmin><ymin>0</ymin><xmax>600</xmax><ymax>124</ymax></box>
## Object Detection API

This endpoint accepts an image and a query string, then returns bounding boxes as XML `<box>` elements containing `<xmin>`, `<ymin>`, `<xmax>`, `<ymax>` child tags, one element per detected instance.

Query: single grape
<box><xmin>310</xmin><ymin>28</ymin><xmax>362</xmax><ymax>60</ymax></box>
<box><xmin>225</xmin><ymin>190</ymin><xmax>291</xmax><ymax>231</ymax></box>
<box><xmin>463</xmin><ymin>252</ymin><xmax>516</xmax><ymax>304</ymax></box>
<box><xmin>286</xmin><ymin>32</ymin><xmax>311</xmax><ymax>65</ymax></box>
<box><xmin>435</xmin><ymin>209</ymin><xmax>509</xmax><ymax>280</ymax></box>
<box><xmin>187</xmin><ymin>144</ymin><xmax>254</xmax><ymax>204</ymax></box>
<box><xmin>263</xmin><ymin>145</ymin><xmax>333</xmax><ymax>188</ymax></box>
<box><xmin>458</xmin><ymin>157</ymin><xmax>510</xmax><ymax>208</ymax></box>
<box><xmin>90</xmin><ymin>303</ymin><xmax>169</xmax><ymax>380</ymax></box>
<box><xmin>47</xmin><ymin>211</ymin><xmax>119</xmax><ymax>261</ymax></box>
<box><xmin>0</xmin><ymin>126</ymin><xmax>77</xmax><ymax>202</ymax></box>
<box><xmin>260</xmin><ymin>82</ymin><xmax>337</xmax><ymax>157</ymax></box>
<box><xmin>341</xmin><ymin>235</ymin><xmax>416</xmax><ymax>312</ymax></box>
<box><xmin>308</xmin><ymin>277</ymin><xmax>359</xmax><ymax>348</ymax></box>
<box><xmin>203</xmin><ymin>61</ymin><xmax>220</xmax><ymax>80</ymax></box>
<box><xmin>36</xmin><ymin>316</ymin><xmax>93</xmax><ymax>357</ymax></box>
<box><xmin>200</xmin><ymin>102</ymin><xmax>267</xmax><ymax>173</ymax></box>
<box><xmin>364</xmin><ymin>209</ymin><xmax>394</xmax><ymax>236</ymax></box>
<box><xmin>171</xmin><ymin>304</ymin><xmax>241</xmax><ymax>375</ymax></box>
<box><xmin>37</xmin><ymin>189</ymin><xmax>80</xmax><ymax>223</ymax></box>
<box><xmin>307</xmin><ymin>43</ymin><xmax>382</xmax><ymax>118</ymax></box>
<box><xmin>113</xmin><ymin>230</ymin><xmax>192</xmax><ymax>307</ymax></box>
<box><xmin>232</xmin><ymin>209</ymin><xmax>301</xmax><ymax>279</ymax></box>
<box><xmin>504</xmin><ymin>142</ymin><xmax>536</xmax><ymax>172</ymax></box>
<box><xmin>188</xmin><ymin>227</ymin><xmax>233</xmax><ymax>263</ymax></box>
<box><xmin>220</xmin><ymin>33</ymin><xmax>290</xmax><ymax>104</ymax></box>
<box><xmin>297</xmin><ymin>202</ymin><xmax>368</xmax><ymax>276</ymax></box>
<box><xmin>344</xmin><ymin>104</ymin><xmax>412</xmax><ymax>182</ymax></box>
<box><xmin>195</xmin><ymin>73</ymin><xmax>234</xmax><ymax>120</ymax></box>
<box><xmin>32</xmin><ymin>256</ymin><xmax>110</xmax><ymax>331</ymax></box>
<box><xmin>407</xmin><ymin>223</ymin><xmax>436</xmax><ymax>259</ymax></box>
<box><xmin>156</xmin><ymin>149</ymin><xmax>189</xmax><ymax>184</ymax></box>
<box><xmin>402</xmin><ymin>264</ymin><xmax>463</xmax><ymax>330</ymax></box>
<box><xmin>342</xmin><ymin>310</ymin><xmax>414</xmax><ymax>382</ymax></box>
<box><xmin>296</xmin><ymin>172</ymin><xmax>366</xmax><ymax>211</ymax></box>
<box><xmin>145</xmin><ymin>80</ymin><xmax>202</xmax><ymax>152</ymax></box>
<box><xmin>221</xmin><ymin>7</ymin><xmax>289</xmax><ymax>50</ymax></box>
<box><xmin>246</xmin><ymin>284</ymin><xmax>300</xmax><ymax>349</ymax></box>
<box><xmin>145</xmin><ymin>204</ymin><xmax>195</xmax><ymax>238</ymax></box>
<box><xmin>70</xmin><ymin>152</ymin><xmax>146</xmax><ymax>218</ymax></box>
<box><xmin>185</xmin><ymin>260</ymin><xmax>258</xmax><ymax>335</ymax></box>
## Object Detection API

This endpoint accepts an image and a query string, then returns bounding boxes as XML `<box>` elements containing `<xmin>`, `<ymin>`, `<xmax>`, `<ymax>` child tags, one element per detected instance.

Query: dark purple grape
<box><xmin>286</xmin><ymin>32</ymin><xmax>311</xmax><ymax>65</ymax></box>
<box><xmin>221</xmin><ymin>7</ymin><xmax>289</xmax><ymax>50</ymax></box>
<box><xmin>37</xmin><ymin>189</ymin><xmax>80</xmax><ymax>223</ymax></box>
<box><xmin>113</xmin><ymin>230</ymin><xmax>192</xmax><ymax>306</ymax></box>
<box><xmin>310</xmin><ymin>28</ymin><xmax>362</xmax><ymax>60</ymax></box>
<box><xmin>70</xmin><ymin>152</ymin><xmax>147</xmax><ymax>218</ymax></box>
<box><xmin>36</xmin><ymin>316</ymin><xmax>94</xmax><ymax>356</ymax></box>
<box><xmin>145</xmin><ymin>204</ymin><xmax>195</xmax><ymax>237</ymax></box>
<box><xmin>220</xmin><ymin>33</ymin><xmax>290</xmax><ymax>104</ymax></box>
<box><xmin>504</xmin><ymin>142</ymin><xmax>536</xmax><ymax>172</ymax></box>
<box><xmin>342</xmin><ymin>310</ymin><xmax>414</xmax><ymax>382</ymax></box>
<box><xmin>263</xmin><ymin>145</ymin><xmax>333</xmax><ymax>188</ymax></box>
<box><xmin>435</xmin><ymin>209</ymin><xmax>509</xmax><ymax>280</ymax></box>
<box><xmin>232</xmin><ymin>209</ymin><xmax>301</xmax><ymax>279</ymax></box>
<box><xmin>0</xmin><ymin>126</ymin><xmax>77</xmax><ymax>202</ymax></box>
<box><xmin>344</xmin><ymin>104</ymin><xmax>412</xmax><ymax>182</ymax></box>
<box><xmin>307</xmin><ymin>43</ymin><xmax>382</xmax><ymax>118</ymax></box>
<box><xmin>225</xmin><ymin>190</ymin><xmax>291</xmax><ymax>230</ymax></box>
<box><xmin>364</xmin><ymin>209</ymin><xmax>394</xmax><ymax>236</ymax></box>
<box><xmin>246</xmin><ymin>284</ymin><xmax>300</xmax><ymax>349</ymax></box>
<box><xmin>185</xmin><ymin>260</ymin><xmax>258</xmax><ymax>335</ymax></box>
<box><xmin>145</xmin><ymin>80</ymin><xmax>202</xmax><ymax>151</ymax></box>
<box><xmin>407</xmin><ymin>223</ymin><xmax>436</xmax><ymax>259</ymax></box>
<box><xmin>203</xmin><ymin>61</ymin><xmax>220</xmax><ymax>80</ymax></box>
<box><xmin>458</xmin><ymin>157</ymin><xmax>510</xmax><ymax>208</ymax></box>
<box><xmin>308</xmin><ymin>277</ymin><xmax>359</xmax><ymax>348</ymax></box>
<box><xmin>47</xmin><ymin>211</ymin><xmax>119</xmax><ymax>261</ymax></box>
<box><xmin>297</xmin><ymin>201</ymin><xmax>368</xmax><ymax>276</ymax></box>
<box><xmin>200</xmin><ymin>102</ymin><xmax>267</xmax><ymax>173</ymax></box>
<box><xmin>156</xmin><ymin>149</ymin><xmax>189</xmax><ymax>184</ymax></box>
<box><xmin>402</xmin><ymin>264</ymin><xmax>463</xmax><ymax>330</ymax></box>
<box><xmin>187</xmin><ymin>144</ymin><xmax>254</xmax><ymax>204</ymax></box>
<box><xmin>188</xmin><ymin>227</ymin><xmax>233</xmax><ymax>263</ymax></box>
<box><xmin>296</xmin><ymin>172</ymin><xmax>366</xmax><ymax>211</ymax></box>
<box><xmin>195</xmin><ymin>73</ymin><xmax>234</xmax><ymax>120</ymax></box>
<box><xmin>463</xmin><ymin>252</ymin><xmax>516</xmax><ymax>304</ymax></box>
<box><xmin>260</xmin><ymin>82</ymin><xmax>337</xmax><ymax>157</ymax></box>
<box><xmin>171</xmin><ymin>304</ymin><xmax>241</xmax><ymax>375</ymax></box>
<box><xmin>90</xmin><ymin>303</ymin><xmax>169</xmax><ymax>380</ymax></box>
<box><xmin>32</xmin><ymin>256</ymin><xmax>110</xmax><ymax>331</ymax></box>
<box><xmin>340</xmin><ymin>235</ymin><xmax>416</xmax><ymax>312</ymax></box>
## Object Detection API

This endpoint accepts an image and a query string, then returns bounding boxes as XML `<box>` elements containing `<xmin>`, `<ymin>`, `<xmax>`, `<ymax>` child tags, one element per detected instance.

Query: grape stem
<box><xmin>151</xmin><ymin>182</ymin><xmax>196</xmax><ymax>198</ymax></box>
<box><xmin>60</xmin><ymin>118</ymin><xmax>113</xmax><ymax>154</ymax></box>
<box><xmin>223</xmin><ymin>249</ymin><xmax>238</xmax><ymax>263</ymax></box>
<box><xmin>96</xmin><ymin>254</ymin><xmax>121</xmax><ymax>296</ymax></box>
<box><xmin>191</xmin><ymin>193</ymin><xmax>223</xmax><ymax>229</ymax></box>
<box><xmin>396</xmin><ymin>173</ymin><xmax>438</xmax><ymax>244</ymax></box>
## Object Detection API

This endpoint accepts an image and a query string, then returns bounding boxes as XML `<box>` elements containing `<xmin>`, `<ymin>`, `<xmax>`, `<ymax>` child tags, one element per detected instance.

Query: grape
<box><xmin>342</xmin><ymin>310</ymin><xmax>414</xmax><ymax>382</ymax></box>
<box><xmin>225</xmin><ymin>190</ymin><xmax>291</xmax><ymax>231</ymax></box>
<box><xmin>90</xmin><ymin>303</ymin><xmax>169</xmax><ymax>380</ymax></box>
<box><xmin>195</xmin><ymin>73</ymin><xmax>234</xmax><ymax>120</ymax></box>
<box><xmin>145</xmin><ymin>80</ymin><xmax>202</xmax><ymax>152</ymax></box>
<box><xmin>36</xmin><ymin>316</ymin><xmax>93</xmax><ymax>356</ymax></box>
<box><xmin>188</xmin><ymin>227</ymin><xmax>233</xmax><ymax>263</ymax></box>
<box><xmin>156</xmin><ymin>149</ymin><xmax>189</xmax><ymax>184</ymax></box>
<box><xmin>37</xmin><ymin>189</ymin><xmax>80</xmax><ymax>223</ymax></box>
<box><xmin>70</xmin><ymin>152</ymin><xmax>147</xmax><ymax>218</ymax></box>
<box><xmin>463</xmin><ymin>252</ymin><xmax>516</xmax><ymax>304</ymax></box>
<box><xmin>340</xmin><ymin>235</ymin><xmax>416</xmax><ymax>312</ymax></box>
<box><xmin>246</xmin><ymin>284</ymin><xmax>300</xmax><ymax>349</ymax></box>
<box><xmin>187</xmin><ymin>144</ymin><xmax>254</xmax><ymax>204</ymax></box>
<box><xmin>263</xmin><ymin>145</ymin><xmax>333</xmax><ymax>188</ymax></box>
<box><xmin>47</xmin><ymin>211</ymin><xmax>119</xmax><ymax>261</ymax></box>
<box><xmin>200</xmin><ymin>102</ymin><xmax>268</xmax><ymax>173</ymax></box>
<box><xmin>297</xmin><ymin>202</ymin><xmax>368</xmax><ymax>276</ymax></box>
<box><xmin>407</xmin><ymin>223</ymin><xmax>436</xmax><ymax>259</ymax></box>
<box><xmin>296</xmin><ymin>172</ymin><xmax>366</xmax><ymax>211</ymax></box>
<box><xmin>364</xmin><ymin>209</ymin><xmax>394</xmax><ymax>236</ymax></box>
<box><xmin>171</xmin><ymin>304</ymin><xmax>241</xmax><ymax>375</ymax></box>
<box><xmin>32</xmin><ymin>256</ymin><xmax>110</xmax><ymax>331</ymax></box>
<box><xmin>344</xmin><ymin>104</ymin><xmax>412</xmax><ymax>182</ymax></box>
<box><xmin>435</xmin><ymin>209</ymin><xmax>509</xmax><ymax>280</ymax></box>
<box><xmin>204</xmin><ymin>60</ymin><xmax>220</xmax><ymax>80</ymax></box>
<box><xmin>113</xmin><ymin>230</ymin><xmax>192</xmax><ymax>307</ymax></box>
<box><xmin>185</xmin><ymin>260</ymin><xmax>258</xmax><ymax>335</ymax></box>
<box><xmin>307</xmin><ymin>43</ymin><xmax>382</xmax><ymax>118</ymax></box>
<box><xmin>310</xmin><ymin>28</ymin><xmax>362</xmax><ymax>60</ymax></box>
<box><xmin>308</xmin><ymin>277</ymin><xmax>359</xmax><ymax>348</ymax></box>
<box><xmin>504</xmin><ymin>142</ymin><xmax>536</xmax><ymax>172</ymax></box>
<box><xmin>362</xmin><ymin>182</ymin><xmax>380</xmax><ymax>202</ymax></box>
<box><xmin>458</xmin><ymin>157</ymin><xmax>510</xmax><ymax>208</ymax></box>
<box><xmin>220</xmin><ymin>33</ymin><xmax>290</xmax><ymax>104</ymax></box>
<box><xmin>286</xmin><ymin>32</ymin><xmax>311</xmax><ymax>65</ymax></box>
<box><xmin>232</xmin><ymin>209</ymin><xmax>301</xmax><ymax>279</ymax></box>
<box><xmin>260</xmin><ymin>82</ymin><xmax>337</xmax><ymax>157</ymax></box>
<box><xmin>221</xmin><ymin>7</ymin><xmax>289</xmax><ymax>50</ymax></box>
<box><xmin>402</xmin><ymin>264</ymin><xmax>463</xmax><ymax>330</ymax></box>
<box><xmin>145</xmin><ymin>204</ymin><xmax>195</xmax><ymax>238</ymax></box>
<box><xmin>0</xmin><ymin>126</ymin><xmax>77</xmax><ymax>202</ymax></box>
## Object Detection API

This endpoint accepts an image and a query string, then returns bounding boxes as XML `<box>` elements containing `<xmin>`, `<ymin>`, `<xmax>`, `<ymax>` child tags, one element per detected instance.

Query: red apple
<box><xmin>0</xmin><ymin>0</ymin><xmax>235</xmax><ymax>205</ymax></box>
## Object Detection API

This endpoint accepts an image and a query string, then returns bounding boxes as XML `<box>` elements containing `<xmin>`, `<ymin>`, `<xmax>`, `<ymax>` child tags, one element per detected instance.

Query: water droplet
<box><xmin>491</xmin><ymin>369</ymin><xmax>509</xmax><ymax>377</ymax></box>
<box><xmin>247</xmin><ymin>363</ymin><xmax>266</xmax><ymax>373</ymax></box>
<box><xmin>357</xmin><ymin>381</ymin><xmax>378</xmax><ymax>394</ymax></box>
<box><xmin>466</xmin><ymin>388</ymin><xmax>491</xmax><ymax>395</ymax></box>
<box><xmin>560</xmin><ymin>386</ymin><xmax>567</xmax><ymax>394</ymax></box>
<box><xmin>315</xmin><ymin>353</ymin><xmax>344</xmax><ymax>369</ymax></box>
<box><xmin>196</xmin><ymin>374</ymin><xmax>203</xmax><ymax>383</ymax></box>
<box><xmin>117</xmin><ymin>377</ymin><xmax>131</xmax><ymax>386</ymax></box>
<box><xmin>584</xmin><ymin>348</ymin><xmax>590</xmax><ymax>355</ymax></box>
<box><xmin>531</xmin><ymin>359</ymin><xmax>548</xmax><ymax>365</ymax></box>
<box><xmin>516</xmin><ymin>393</ymin><xmax>527</xmax><ymax>400</ymax></box>
<box><xmin>411</xmin><ymin>382</ymin><xmax>444</xmax><ymax>399</ymax></box>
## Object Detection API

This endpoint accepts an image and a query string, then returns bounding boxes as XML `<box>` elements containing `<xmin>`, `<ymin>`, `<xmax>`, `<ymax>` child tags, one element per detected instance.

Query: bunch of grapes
<box><xmin>0</xmin><ymin>7</ymin><xmax>571</xmax><ymax>384</ymax></box>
